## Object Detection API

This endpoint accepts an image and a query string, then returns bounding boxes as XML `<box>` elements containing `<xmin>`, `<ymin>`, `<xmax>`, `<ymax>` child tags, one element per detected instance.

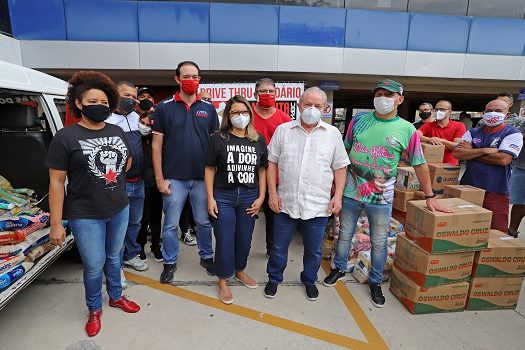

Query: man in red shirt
<box><xmin>417</xmin><ymin>100</ymin><xmax>466</xmax><ymax>165</ymax></box>
<box><xmin>252</xmin><ymin>78</ymin><xmax>292</xmax><ymax>256</ymax></box>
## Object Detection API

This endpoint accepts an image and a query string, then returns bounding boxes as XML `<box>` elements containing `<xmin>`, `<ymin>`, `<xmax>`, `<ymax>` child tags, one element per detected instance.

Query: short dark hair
<box><xmin>67</xmin><ymin>71</ymin><xmax>119</xmax><ymax>118</ymax></box>
<box><xmin>255</xmin><ymin>78</ymin><xmax>275</xmax><ymax>92</ymax></box>
<box><xmin>497</xmin><ymin>92</ymin><xmax>513</xmax><ymax>103</ymax></box>
<box><xmin>175</xmin><ymin>61</ymin><xmax>201</xmax><ymax>77</ymax></box>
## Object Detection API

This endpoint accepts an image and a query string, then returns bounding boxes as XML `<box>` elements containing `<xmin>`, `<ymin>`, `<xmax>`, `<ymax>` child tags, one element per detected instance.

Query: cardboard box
<box><xmin>395</xmin><ymin>167</ymin><xmax>420</xmax><ymax>191</ymax></box>
<box><xmin>421</xmin><ymin>143</ymin><xmax>445</xmax><ymax>163</ymax></box>
<box><xmin>395</xmin><ymin>234</ymin><xmax>475</xmax><ymax>287</ymax></box>
<box><xmin>392</xmin><ymin>208</ymin><xmax>407</xmax><ymax>226</ymax></box>
<box><xmin>390</xmin><ymin>266</ymin><xmax>469</xmax><ymax>314</ymax></box>
<box><xmin>466</xmin><ymin>277</ymin><xmax>524</xmax><ymax>311</ymax></box>
<box><xmin>472</xmin><ymin>230</ymin><xmax>525</xmax><ymax>278</ymax></box>
<box><xmin>428</xmin><ymin>163</ymin><xmax>460</xmax><ymax>194</ymax></box>
<box><xmin>443</xmin><ymin>185</ymin><xmax>485</xmax><ymax>207</ymax></box>
<box><xmin>405</xmin><ymin>198</ymin><xmax>491</xmax><ymax>254</ymax></box>
<box><xmin>393</xmin><ymin>189</ymin><xmax>426</xmax><ymax>212</ymax></box>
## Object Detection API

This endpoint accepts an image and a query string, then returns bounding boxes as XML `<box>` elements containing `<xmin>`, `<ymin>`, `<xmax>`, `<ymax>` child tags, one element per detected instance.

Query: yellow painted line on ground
<box><xmin>126</xmin><ymin>271</ymin><xmax>374</xmax><ymax>349</ymax></box>
<box><xmin>321</xmin><ymin>260</ymin><xmax>389</xmax><ymax>350</ymax></box>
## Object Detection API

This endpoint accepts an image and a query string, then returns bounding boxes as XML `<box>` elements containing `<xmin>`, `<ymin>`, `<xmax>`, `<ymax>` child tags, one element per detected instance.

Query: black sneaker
<box><xmin>160</xmin><ymin>263</ymin><xmax>177</xmax><ymax>284</ymax></box>
<box><xmin>264</xmin><ymin>282</ymin><xmax>278</xmax><ymax>298</ymax></box>
<box><xmin>370</xmin><ymin>283</ymin><xmax>385</xmax><ymax>308</ymax></box>
<box><xmin>305</xmin><ymin>284</ymin><xmax>319</xmax><ymax>301</ymax></box>
<box><xmin>508</xmin><ymin>229</ymin><xmax>520</xmax><ymax>238</ymax></box>
<box><xmin>139</xmin><ymin>248</ymin><xmax>147</xmax><ymax>262</ymax></box>
<box><xmin>150</xmin><ymin>246</ymin><xmax>163</xmax><ymax>263</ymax></box>
<box><xmin>323</xmin><ymin>269</ymin><xmax>346</xmax><ymax>287</ymax></box>
<box><xmin>200</xmin><ymin>258</ymin><xmax>216</xmax><ymax>276</ymax></box>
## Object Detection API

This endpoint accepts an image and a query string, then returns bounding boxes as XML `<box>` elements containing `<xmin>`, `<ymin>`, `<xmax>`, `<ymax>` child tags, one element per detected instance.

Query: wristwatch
<box><xmin>425</xmin><ymin>194</ymin><xmax>436</xmax><ymax>199</ymax></box>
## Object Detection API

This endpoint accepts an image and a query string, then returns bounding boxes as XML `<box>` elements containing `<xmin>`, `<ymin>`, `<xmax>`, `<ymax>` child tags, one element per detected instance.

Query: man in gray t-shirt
<box><xmin>508</xmin><ymin>123</ymin><xmax>525</xmax><ymax>237</ymax></box>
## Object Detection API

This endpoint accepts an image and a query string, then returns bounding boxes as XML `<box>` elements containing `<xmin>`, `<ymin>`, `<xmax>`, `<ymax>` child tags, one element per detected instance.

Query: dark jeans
<box><xmin>213</xmin><ymin>187</ymin><xmax>259</xmax><ymax>279</ymax></box>
<box><xmin>180</xmin><ymin>196</ymin><xmax>196</xmax><ymax>236</ymax></box>
<box><xmin>267</xmin><ymin>213</ymin><xmax>329</xmax><ymax>285</ymax></box>
<box><xmin>137</xmin><ymin>184</ymin><xmax>162</xmax><ymax>249</ymax></box>
<box><xmin>122</xmin><ymin>180</ymin><xmax>145</xmax><ymax>261</ymax></box>
<box><xmin>262</xmin><ymin>192</ymin><xmax>275</xmax><ymax>255</ymax></box>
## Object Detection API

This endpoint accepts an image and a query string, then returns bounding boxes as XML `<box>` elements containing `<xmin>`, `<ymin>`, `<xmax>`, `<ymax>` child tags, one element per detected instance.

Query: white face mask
<box><xmin>482</xmin><ymin>112</ymin><xmax>506</xmax><ymax>127</ymax></box>
<box><xmin>435</xmin><ymin>110</ymin><xmax>447</xmax><ymax>121</ymax></box>
<box><xmin>300</xmin><ymin>106</ymin><xmax>322</xmax><ymax>125</ymax></box>
<box><xmin>230</xmin><ymin>113</ymin><xmax>250</xmax><ymax>129</ymax></box>
<box><xmin>138</xmin><ymin>122</ymin><xmax>151</xmax><ymax>136</ymax></box>
<box><xmin>374</xmin><ymin>96</ymin><xmax>396</xmax><ymax>114</ymax></box>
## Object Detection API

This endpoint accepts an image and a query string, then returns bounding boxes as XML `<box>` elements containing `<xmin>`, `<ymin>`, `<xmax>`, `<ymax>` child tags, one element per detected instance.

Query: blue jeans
<box><xmin>122</xmin><ymin>180</ymin><xmax>145</xmax><ymax>262</ymax></box>
<box><xmin>213</xmin><ymin>187</ymin><xmax>259</xmax><ymax>279</ymax></box>
<box><xmin>334</xmin><ymin>197</ymin><xmax>392</xmax><ymax>284</ymax></box>
<box><xmin>161</xmin><ymin>179</ymin><xmax>213</xmax><ymax>264</ymax></box>
<box><xmin>70</xmin><ymin>205</ymin><xmax>130</xmax><ymax>311</ymax></box>
<box><xmin>267</xmin><ymin>213</ymin><xmax>329</xmax><ymax>285</ymax></box>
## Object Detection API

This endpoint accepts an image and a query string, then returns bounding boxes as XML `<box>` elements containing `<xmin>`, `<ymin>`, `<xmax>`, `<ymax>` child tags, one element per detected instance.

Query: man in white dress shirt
<box><xmin>264</xmin><ymin>87</ymin><xmax>350</xmax><ymax>301</ymax></box>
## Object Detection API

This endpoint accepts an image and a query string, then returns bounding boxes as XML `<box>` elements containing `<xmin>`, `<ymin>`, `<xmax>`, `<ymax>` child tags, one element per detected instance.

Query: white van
<box><xmin>0</xmin><ymin>60</ymin><xmax>74</xmax><ymax>310</ymax></box>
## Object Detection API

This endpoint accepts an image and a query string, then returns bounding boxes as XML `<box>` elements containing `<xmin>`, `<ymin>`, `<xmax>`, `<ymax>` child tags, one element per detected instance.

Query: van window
<box><xmin>53</xmin><ymin>98</ymin><xmax>66</xmax><ymax>125</ymax></box>
<box><xmin>0</xmin><ymin>91</ymin><xmax>53</xmax><ymax>209</ymax></box>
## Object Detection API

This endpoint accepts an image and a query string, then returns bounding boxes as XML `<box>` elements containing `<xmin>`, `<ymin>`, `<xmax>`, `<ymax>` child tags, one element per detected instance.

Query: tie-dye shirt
<box><xmin>344</xmin><ymin>112</ymin><xmax>426</xmax><ymax>204</ymax></box>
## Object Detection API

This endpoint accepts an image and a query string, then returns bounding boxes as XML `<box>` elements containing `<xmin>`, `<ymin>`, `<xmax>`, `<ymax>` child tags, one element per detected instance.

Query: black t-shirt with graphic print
<box><xmin>45</xmin><ymin>123</ymin><xmax>130</xmax><ymax>219</ymax></box>
<box><xmin>205</xmin><ymin>132</ymin><xmax>268</xmax><ymax>190</ymax></box>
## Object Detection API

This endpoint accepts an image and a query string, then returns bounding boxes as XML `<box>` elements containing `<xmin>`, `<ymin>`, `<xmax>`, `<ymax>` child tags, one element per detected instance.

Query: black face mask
<box><xmin>119</xmin><ymin>97</ymin><xmax>136</xmax><ymax>115</ymax></box>
<box><xmin>139</xmin><ymin>98</ymin><xmax>154</xmax><ymax>111</ymax></box>
<box><xmin>419</xmin><ymin>111</ymin><xmax>432</xmax><ymax>120</ymax></box>
<box><xmin>81</xmin><ymin>104</ymin><xmax>110</xmax><ymax>123</ymax></box>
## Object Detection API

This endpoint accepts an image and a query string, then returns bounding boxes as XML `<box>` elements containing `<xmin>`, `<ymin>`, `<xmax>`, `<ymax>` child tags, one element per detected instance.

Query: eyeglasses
<box><xmin>256</xmin><ymin>89</ymin><xmax>276</xmax><ymax>94</ymax></box>
<box><xmin>230</xmin><ymin>110</ymin><xmax>249</xmax><ymax>117</ymax></box>
<box><xmin>201</xmin><ymin>97</ymin><xmax>212</xmax><ymax>102</ymax></box>
<box><xmin>435</xmin><ymin>108</ymin><xmax>449</xmax><ymax>112</ymax></box>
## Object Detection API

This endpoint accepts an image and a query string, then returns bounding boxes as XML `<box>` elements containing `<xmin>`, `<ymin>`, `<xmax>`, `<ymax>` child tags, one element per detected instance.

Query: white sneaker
<box><xmin>182</xmin><ymin>231</ymin><xmax>197</xmax><ymax>246</ymax></box>
<box><xmin>124</xmin><ymin>255</ymin><xmax>149</xmax><ymax>271</ymax></box>
<box><xmin>121</xmin><ymin>269</ymin><xmax>128</xmax><ymax>290</ymax></box>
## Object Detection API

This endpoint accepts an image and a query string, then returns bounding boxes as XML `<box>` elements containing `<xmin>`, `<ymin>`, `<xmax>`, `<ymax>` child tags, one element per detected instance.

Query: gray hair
<box><xmin>299</xmin><ymin>87</ymin><xmax>328</xmax><ymax>105</ymax></box>
<box><xmin>255</xmin><ymin>78</ymin><xmax>275</xmax><ymax>92</ymax></box>
<box><xmin>419</xmin><ymin>102</ymin><xmax>433</xmax><ymax>110</ymax></box>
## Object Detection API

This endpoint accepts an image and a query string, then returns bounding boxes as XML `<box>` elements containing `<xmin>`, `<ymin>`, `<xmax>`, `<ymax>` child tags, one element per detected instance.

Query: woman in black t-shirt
<box><xmin>45</xmin><ymin>71</ymin><xmax>140</xmax><ymax>337</ymax></box>
<box><xmin>204</xmin><ymin>95</ymin><xmax>268</xmax><ymax>304</ymax></box>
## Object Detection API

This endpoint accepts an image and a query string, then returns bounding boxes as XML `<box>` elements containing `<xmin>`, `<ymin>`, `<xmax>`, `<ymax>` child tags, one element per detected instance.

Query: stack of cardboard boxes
<box><xmin>393</xmin><ymin>143</ymin><xmax>462</xmax><ymax>225</ymax></box>
<box><xmin>390</xmin><ymin>198</ymin><xmax>492</xmax><ymax>314</ymax></box>
<box><xmin>467</xmin><ymin>230</ymin><xmax>525</xmax><ymax>310</ymax></box>
<box><xmin>390</xmin><ymin>197</ymin><xmax>525</xmax><ymax>314</ymax></box>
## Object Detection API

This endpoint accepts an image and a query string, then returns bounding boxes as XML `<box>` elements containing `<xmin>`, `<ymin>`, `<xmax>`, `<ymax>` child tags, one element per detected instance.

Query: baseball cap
<box><xmin>137</xmin><ymin>87</ymin><xmax>155</xmax><ymax>97</ymax></box>
<box><xmin>373</xmin><ymin>79</ymin><xmax>403</xmax><ymax>95</ymax></box>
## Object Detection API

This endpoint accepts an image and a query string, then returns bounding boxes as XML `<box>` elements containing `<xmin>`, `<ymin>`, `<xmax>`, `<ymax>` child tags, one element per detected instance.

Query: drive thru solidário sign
<box><xmin>199</xmin><ymin>82</ymin><xmax>304</xmax><ymax>120</ymax></box>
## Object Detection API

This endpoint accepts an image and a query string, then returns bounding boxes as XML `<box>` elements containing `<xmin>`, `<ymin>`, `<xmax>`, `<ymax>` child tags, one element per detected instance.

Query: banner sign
<box><xmin>199</xmin><ymin>82</ymin><xmax>304</xmax><ymax>120</ymax></box>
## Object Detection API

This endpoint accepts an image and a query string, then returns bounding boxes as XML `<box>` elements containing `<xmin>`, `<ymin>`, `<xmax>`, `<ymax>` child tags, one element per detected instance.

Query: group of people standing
<box><xmin>44</xmin><ymin>61</ymin><xmax>524</xmax><ymax>337</ymax></box>
<box><xmin>410</xmin><ymin>95</ymin><xmax>524</xmax><ymax>236</ymax></box>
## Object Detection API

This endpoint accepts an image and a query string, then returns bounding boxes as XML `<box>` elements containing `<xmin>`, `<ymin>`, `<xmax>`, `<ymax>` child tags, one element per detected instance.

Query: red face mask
<box><xmin>257</xmin><ymin>94</ymin><xmax>276</xmax><ymax>108</ymax></box>
<box><xmin>180</xmin><ymin>79</ymin><xmax>199</xmax><ymax>95</ymax></box>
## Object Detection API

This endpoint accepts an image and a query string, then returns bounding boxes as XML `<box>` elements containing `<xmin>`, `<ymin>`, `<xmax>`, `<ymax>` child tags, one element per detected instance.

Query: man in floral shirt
<box><xmin>323</xmin><ymin>79</ymin><xmax>450</xmax><ymax>308</ymax></box>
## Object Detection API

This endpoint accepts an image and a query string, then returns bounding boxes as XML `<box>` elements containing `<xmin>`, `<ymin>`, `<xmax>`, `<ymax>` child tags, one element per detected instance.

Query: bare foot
<box><xmin>235</xmin><ymin>271</ymin><xmax>258</xmax><ymax>289</ymax></box>
<box><xmin>218</xmin><ymin>279</ymin><xmax>233</xmax><ymax>304</ymax></box>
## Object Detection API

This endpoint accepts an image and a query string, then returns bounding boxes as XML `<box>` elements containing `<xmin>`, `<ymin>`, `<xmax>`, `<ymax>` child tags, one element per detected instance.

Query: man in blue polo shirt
<box><xmin>453</xmin><ymin>99</ymin><xmax>523</xmax><ymax>233</ymax></box>
<box><xmin>152</xmin><ymin>61</ymin><xmax>220</xmax><ymax>283</ymax></box>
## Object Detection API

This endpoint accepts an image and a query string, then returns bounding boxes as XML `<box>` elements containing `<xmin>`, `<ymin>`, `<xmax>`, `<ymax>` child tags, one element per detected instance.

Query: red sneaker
<box><xmin>85</xmin><ymin>310</ymin><xmax>102</xmax><ymax>337</ymax></box>
<box><xmin>109</xmin><ymin>296</ymin><xmax>140</xmax><ymax>313</ymax></box>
